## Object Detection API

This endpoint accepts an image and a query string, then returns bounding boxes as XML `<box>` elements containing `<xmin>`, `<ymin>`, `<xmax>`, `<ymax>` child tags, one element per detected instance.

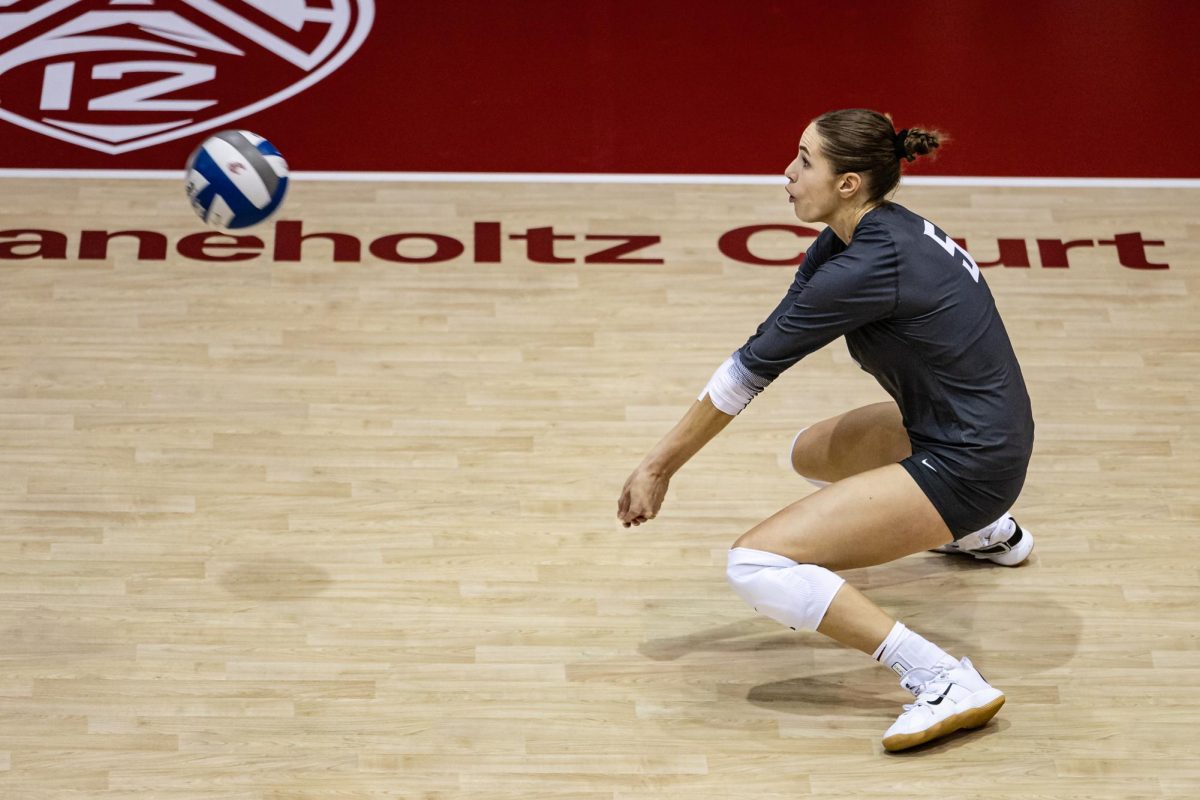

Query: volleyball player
<box><xmin>617</xmin><ymin>109</ymin><xmax>1035</xmax><ymax>751</ymax></box>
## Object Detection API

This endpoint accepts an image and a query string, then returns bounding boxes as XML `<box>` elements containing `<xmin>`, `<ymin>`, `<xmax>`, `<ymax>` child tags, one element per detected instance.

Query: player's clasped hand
<box><xmin>617</xmin><ymin>467</ymin><xmax>670</xmax><ymax>527</ymax></box>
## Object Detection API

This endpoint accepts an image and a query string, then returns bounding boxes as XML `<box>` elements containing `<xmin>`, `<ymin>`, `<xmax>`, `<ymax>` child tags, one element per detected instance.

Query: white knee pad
<box><xmin>789</xmin><ymin>427</ymin><xmax>829</xmax><ymax>488</ymax></box>
<box><xmin>726</xmin><ymin>547</ymin><xmax>846</xmax><ymax>631</ymax></box>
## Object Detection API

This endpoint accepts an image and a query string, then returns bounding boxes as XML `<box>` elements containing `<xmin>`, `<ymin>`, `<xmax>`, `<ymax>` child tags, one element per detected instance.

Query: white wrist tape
<box><xmin>698</xmin><ymin>355</ymin><xmax>770</xmax><ymax>416</ymax></box>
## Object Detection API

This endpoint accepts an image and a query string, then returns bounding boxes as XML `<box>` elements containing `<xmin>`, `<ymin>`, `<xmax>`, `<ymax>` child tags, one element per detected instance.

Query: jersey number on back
<box><xmin>922</xmin><ymin>220</ymin><xmax>980</xmax><ymax>283</ymax></box>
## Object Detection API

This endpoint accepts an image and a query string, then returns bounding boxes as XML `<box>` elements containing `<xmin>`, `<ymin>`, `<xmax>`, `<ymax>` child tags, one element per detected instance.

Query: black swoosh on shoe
<box><xmin>925</xmin><ymin>685</ymin><xmax>953</xmax><ymax>706</ymax></box>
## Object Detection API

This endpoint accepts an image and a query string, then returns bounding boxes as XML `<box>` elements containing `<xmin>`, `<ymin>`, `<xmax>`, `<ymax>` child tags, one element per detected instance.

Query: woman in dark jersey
<box><xmin>617</xmin><ymin>109</ymin><xmax>1035</xmax><ymax>751</ymax></box>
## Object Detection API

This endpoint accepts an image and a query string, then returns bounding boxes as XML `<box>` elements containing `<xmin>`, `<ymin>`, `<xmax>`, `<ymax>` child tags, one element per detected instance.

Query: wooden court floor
<box><xmin>0</xmin><ymin>178</ymin><xmax>1197</xmax><ymax>798</ymax></box>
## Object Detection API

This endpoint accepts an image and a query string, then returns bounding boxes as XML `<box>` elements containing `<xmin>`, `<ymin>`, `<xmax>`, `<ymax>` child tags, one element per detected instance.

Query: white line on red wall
<box><xmin>0</xmin><ymin>170</ymin><xmax>1197</xmax><ymax>188</ymax></box>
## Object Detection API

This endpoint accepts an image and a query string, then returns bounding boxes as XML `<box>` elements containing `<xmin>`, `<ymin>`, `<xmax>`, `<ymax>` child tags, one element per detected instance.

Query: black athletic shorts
<box><xmin>900</xmin><ymin>450</ymin><xmax>1029</xmax><ymax>539</ymax></box>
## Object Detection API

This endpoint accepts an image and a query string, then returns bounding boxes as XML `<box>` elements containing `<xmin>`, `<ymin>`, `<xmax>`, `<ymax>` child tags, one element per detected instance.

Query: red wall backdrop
<box><xmin>1</xmin><ymin>0</ymin><xmax>1197</xmax><ymax>177</ymax></box>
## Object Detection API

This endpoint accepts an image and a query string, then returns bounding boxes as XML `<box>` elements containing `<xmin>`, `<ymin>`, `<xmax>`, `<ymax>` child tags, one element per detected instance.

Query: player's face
<box><xmin>784</xmin><ymin>124</ymin><xmax>840</xmax><ymax>223</ymax></box>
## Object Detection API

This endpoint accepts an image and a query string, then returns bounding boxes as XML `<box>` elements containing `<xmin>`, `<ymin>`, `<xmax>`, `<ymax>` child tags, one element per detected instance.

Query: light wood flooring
<box><xmin>0</xmin><ymin>178</ymin><xmax>1197</xmax><ymax>798</ymax></box>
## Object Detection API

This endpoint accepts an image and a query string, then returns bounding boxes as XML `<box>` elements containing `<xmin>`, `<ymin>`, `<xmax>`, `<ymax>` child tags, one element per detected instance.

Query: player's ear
<box><xmin>837</xmin><ymin>172</ymin><xmax>863</xmax><ymax>199</ymax></box>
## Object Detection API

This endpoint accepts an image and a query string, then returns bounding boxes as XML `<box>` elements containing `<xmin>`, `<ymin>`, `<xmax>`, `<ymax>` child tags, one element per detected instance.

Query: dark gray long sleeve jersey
<box><xmin>735</xmin><ymin>202</ymin><xmax>1034</xmax><ymax>477</ymax></box>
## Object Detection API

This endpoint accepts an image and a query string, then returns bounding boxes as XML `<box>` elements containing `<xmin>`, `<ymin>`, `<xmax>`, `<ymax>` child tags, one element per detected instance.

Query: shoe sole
<box><xmin>882</xmin><ymin>691</ymin><xmax>1006</xmax><ymax>752</ymax></box>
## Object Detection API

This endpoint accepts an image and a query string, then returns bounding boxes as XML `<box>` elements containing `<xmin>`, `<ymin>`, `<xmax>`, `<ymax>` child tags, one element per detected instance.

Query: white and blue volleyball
<box><xmin>185</xmin><ymin>130</ymin><xmax>288</xmax><ymax>230</ymax></box>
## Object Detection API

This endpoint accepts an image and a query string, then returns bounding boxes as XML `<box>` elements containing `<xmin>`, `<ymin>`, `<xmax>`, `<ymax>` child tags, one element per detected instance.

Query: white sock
<box><xmin>871</xmin><ymin>622</ymin><xmax>957</xmax><ymax>676</ymax></box>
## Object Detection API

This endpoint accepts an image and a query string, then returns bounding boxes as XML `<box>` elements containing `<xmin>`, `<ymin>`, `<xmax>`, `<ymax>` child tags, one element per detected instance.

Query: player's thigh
<box><xmin>791</xmin><ymin>401</ymin><xmax>911</xmax><ymax>482</ymax></box>
<box><xmin>733</xmin><ymin>464</ymin><xmax>951</xmax><ymax>571</ymax></box>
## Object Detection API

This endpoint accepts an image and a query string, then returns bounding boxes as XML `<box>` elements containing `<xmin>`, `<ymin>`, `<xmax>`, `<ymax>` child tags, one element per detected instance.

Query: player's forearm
<box><xmin>640</xmin><ymin>396</ymin><xmax>735</xmax><ymax>477</ymax></box>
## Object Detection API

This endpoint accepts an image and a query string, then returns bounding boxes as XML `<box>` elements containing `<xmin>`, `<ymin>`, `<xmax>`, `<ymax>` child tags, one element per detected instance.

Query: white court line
<box><xmin>0</xmin><ymin>169</ymin><xmax>1197</xmax><ymax>188</ymax></box>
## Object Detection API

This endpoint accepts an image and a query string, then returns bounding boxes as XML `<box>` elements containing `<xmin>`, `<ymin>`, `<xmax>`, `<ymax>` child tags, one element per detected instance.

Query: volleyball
<box><xmin>184</xmin><ymin>130</ymin><xmax>289</xmax><ymax>230</ymax></box>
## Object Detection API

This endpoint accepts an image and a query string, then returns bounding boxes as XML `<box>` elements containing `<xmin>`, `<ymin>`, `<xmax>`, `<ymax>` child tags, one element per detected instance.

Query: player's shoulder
<box><xmin>797</xmin><ymin>224</ymin><xmax>845</xmax><ymax>276</ymax></box>
<box><xmin>809</xmin><ymin>223</ymin><xmax>843</xmax><ymax>255</ymax></box>
<box><xmin>841</xmin><ymin>203</ymin><xmax>914</xmax><ymax>262</ymax></box>
<box><xmin>859</xmin><ymin>202</ymin><xmax>941</xmax><ymax>256</ymax></box>
<box><xmin>860</xmin><ymin>202</ymin><xmax>921</xmax><ymax>236</ymax></box>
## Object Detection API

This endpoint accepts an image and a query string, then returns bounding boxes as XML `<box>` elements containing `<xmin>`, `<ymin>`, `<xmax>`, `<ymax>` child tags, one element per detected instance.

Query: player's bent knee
<box><xmin>726</xmin><ymin>547</ymin><xmax>846</xmax><ymax>631</ymax></box>
<box><xmin>789</xmin><ymin>427</ymin><xmax>831</xmax><ymax>488</ymax></box>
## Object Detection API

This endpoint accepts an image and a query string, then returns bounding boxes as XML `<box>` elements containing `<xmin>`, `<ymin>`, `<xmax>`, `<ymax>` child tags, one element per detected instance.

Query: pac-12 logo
<box><xmin>0</xmin><ymin>1</ymin><xmax>374</xmax><ymax>154</ymax></box>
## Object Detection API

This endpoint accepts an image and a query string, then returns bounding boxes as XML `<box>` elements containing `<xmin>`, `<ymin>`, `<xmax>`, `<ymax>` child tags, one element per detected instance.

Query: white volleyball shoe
<box><xmin>929</xmin><ymin>514</ymin><xmax>1034</xmax><ymax>567</ymax></box>
<box><xmin>882</xmin><ymin>657</ymin><xmax>1006</xmax><ymax>752</ymax></box>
